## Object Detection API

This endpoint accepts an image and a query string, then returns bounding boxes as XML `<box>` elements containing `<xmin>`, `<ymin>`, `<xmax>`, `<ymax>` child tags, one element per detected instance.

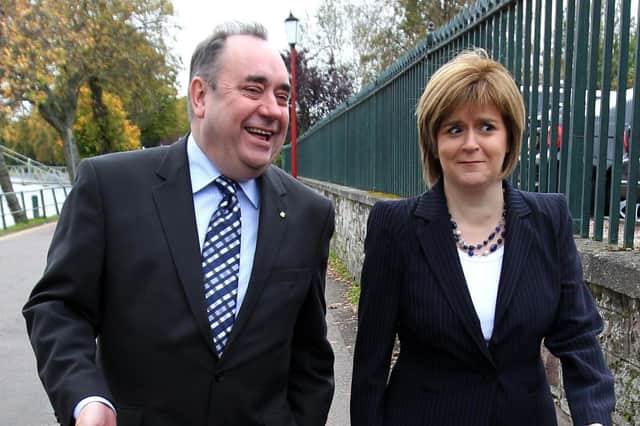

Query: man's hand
<box><xmin>76</xmin><ymin>401</ymin><xmax>116</xmax><ymax>426</ymax></box>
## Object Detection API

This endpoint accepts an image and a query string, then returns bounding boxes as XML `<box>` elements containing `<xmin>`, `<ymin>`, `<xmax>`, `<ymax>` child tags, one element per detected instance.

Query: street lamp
<box><xmin>285</xmin><ymin>12</ymin><xmax>299</xmax><ymax>178</ymax></box>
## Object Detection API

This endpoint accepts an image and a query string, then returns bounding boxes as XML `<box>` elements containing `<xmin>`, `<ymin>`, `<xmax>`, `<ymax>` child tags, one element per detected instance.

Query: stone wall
<box><xmin>302</xmin><ymin>177</ymin><xmax>640</xmax><ymax>426</ymax></box>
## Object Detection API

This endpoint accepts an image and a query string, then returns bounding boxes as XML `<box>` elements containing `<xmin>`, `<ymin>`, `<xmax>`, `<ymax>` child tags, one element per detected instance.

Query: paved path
<box><xmin>0</xmin><ymin>222</ymin><xmax>58</xmax><ymax>425</ymax></box>
<box><xmin>0</xmin><ymin>223</ymin><xmax>354</xmax><ymax>426</ymax></box>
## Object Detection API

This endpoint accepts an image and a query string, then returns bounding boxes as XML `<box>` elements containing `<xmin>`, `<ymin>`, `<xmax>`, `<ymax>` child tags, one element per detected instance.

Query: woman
<box><xmin>350</xmin><ymin>50</ymin><xmax>615</xmax><ymax>426</ymax></box>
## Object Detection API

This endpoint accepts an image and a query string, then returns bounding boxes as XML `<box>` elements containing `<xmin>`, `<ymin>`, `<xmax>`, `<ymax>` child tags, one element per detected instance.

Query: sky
<box><xmin>168</xmin><ymin>0</ymin><xmax>322</xmax><ymax>97</ymax></box>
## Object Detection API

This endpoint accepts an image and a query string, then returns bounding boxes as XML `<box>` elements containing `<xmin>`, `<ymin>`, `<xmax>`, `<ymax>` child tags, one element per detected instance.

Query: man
<box><xmin>24</xmin><ymin>22</ymin><xmax>335</xmax><ymax>426</ymax></box>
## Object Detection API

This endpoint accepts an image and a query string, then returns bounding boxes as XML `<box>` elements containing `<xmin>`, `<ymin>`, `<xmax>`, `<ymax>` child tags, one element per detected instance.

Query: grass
<box><xmin>366</xmin><ymin>191</ymin><xmax>403</xmax><ymax>199</ymax></box>
<box><xmin>0</xmin><ymin>216</ymin><xmax>58</xmax><ymax>237</ymax></box>
<box><xmin>328</xmin><ymin>250</ymin><xmax>361</xmax><ymax>307</ymax></box>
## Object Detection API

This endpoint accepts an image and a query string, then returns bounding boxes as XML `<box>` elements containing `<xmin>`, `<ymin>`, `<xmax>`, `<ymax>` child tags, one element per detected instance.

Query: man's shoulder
<box><xmin>81</xmin><ymin>139</ymin><xmax>185</xmax><ymax>175</ymax></box>
<box><xmin>264</xmin><ymin>166</ymin><xmax>331</xmax><ymax>207</ymax></box>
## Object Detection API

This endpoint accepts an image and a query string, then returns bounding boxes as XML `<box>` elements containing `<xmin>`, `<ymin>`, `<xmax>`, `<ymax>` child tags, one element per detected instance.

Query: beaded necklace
<box><xmin>450</xmin><ymin>208</ymin><xmax>506</xmax><ymax>257</ymax></box>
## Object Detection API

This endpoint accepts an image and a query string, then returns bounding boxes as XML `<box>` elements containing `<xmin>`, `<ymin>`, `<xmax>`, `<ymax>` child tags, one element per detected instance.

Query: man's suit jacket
<box><xmin>351</xmin><ymin>181</ymin><xmax>614</xmax><ymax>426</ymax></box>
<box><xmin>23</xmin><ymin>138</ymin><xmax>335</xmax><ymax>426</ymax></box>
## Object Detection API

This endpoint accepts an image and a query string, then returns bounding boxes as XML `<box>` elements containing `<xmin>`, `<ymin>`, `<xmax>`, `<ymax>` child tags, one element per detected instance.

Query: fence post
<box><xmin>20</xmin><ymin>192</ymin><xmax>26</xmax><ymax>219</ymax></box>
<box><xmin>566</xmin><ymin>0</ymin><xmax>590</xmax><ymax>232</ymax></box>
<box><xmin>52</xmin><ymin>187</ymin><xmax>59</xmax><ymax>215</ymax></box>
<box><xmin>40</xmin><ymin>189</ymin><xmax>46</xmax><ymax>218</ymax></box>
<box><xmin>32</xmin><ymin>195</ymin><xmax>39</xmax><ymax>218</ymax></box>
<box><xmin>0</xmin><ymin>194</ymin><xmax>6</xmax><ymax>230</ymax></box>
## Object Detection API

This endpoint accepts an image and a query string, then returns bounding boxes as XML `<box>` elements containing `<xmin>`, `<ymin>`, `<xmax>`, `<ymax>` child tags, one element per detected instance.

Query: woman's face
<box><xmin>436</xmin><ymin>103</ymin><xmax>509</xmax><ymax>192</ymax></box>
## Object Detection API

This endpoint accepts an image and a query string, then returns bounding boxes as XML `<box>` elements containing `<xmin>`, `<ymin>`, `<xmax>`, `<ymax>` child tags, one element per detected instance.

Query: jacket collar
<box><xmin>413</xmin><ymin>180</ymin><xmax>533</xmax><ymax>361</ymax></box>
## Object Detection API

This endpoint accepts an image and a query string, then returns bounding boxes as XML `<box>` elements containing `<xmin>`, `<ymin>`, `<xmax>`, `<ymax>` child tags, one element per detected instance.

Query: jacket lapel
<box><xmin>414</xmin><ymin>181</ymin><xmax>494</xmax><ymax>364</ymax></box>
<box><xmin>493</xmin><ymin>183</ymin><xmax>534</xmax><ymax>328</ymax></box>
<box><xmin>222</xmin><ymin>166</ymin><xmax>288</xmax><ymax>356</ymax></box>
<box><xmin>151</xmin><ymin>138</ymin><xmax>218</xmax><ymax>356</ymax></box>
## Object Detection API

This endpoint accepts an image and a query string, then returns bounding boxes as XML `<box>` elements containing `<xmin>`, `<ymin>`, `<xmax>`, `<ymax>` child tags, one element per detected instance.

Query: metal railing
<box><xmin>283</xmin><ymin>0</ymin><xmax>640</xmax><ymax>248</ymax></box>
<box><xmin>1</xmin><ymin>144</ymin><xmax>69</xmax><ymax>185</ymax></box>
<box><xmin>0</xmin><ymin>185</ymin><xmax>71</xmax><ymax>230</ymax></box>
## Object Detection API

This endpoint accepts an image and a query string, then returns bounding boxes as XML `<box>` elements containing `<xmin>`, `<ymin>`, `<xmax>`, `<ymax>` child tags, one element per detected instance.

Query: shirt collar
<box><xmin>187</xmin><ymin>133</ymin><xmax>259</xmax><ymax>209</ymax></box>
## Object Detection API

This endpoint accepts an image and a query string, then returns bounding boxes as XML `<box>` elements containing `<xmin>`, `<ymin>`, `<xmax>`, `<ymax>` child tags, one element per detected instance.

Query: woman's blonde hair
<box><xmin>416</xmin><ymin>49</ymin><xmax>525</xmax><ymax>187</ymax></box>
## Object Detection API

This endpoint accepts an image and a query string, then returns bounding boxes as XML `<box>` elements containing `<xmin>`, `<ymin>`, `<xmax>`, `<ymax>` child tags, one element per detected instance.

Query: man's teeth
<box><xmin>246</xmin><ymin>127</ymin><xmax>273</xmax><ymax>137</ymax></box>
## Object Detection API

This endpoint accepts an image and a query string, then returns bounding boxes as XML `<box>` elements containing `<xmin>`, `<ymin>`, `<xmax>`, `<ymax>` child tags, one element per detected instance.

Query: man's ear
<box><xmin>189</xmin><ymin>77</ymin><xmax>208</xmax><ymax>119</ymax></box>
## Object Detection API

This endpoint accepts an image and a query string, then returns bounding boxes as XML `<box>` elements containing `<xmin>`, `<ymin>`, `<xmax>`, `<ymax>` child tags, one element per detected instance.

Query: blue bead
<box><xmin>488</xmin><ymin>232</ymin><xmax>495</xmax><ymax>239</ymax></box>
<box><xmin>468</xmin><ymin>251</ymin><xmax>474</xmax><ymax>257</ymax></box>
<box><xmin>476</xmin><ymin>243</ymin><xmax>483</xmax><ymax>250</ymax></box>
<box><xmin>490</xmin><ymin>244</ymin><xmax>498</xmax><ymax>252</ymax></box>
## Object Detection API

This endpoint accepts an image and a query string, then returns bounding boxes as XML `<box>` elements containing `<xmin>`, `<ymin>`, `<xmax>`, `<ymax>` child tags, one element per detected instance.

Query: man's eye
<box><xmin>276</xmin><ymin>94</ymin><xmax>290</xmax><ymax>105</ymax></box>
<box><xmin>245</xmin><ymin>87</ymin><xmax>262</xmax><ymax>95</ymax></box>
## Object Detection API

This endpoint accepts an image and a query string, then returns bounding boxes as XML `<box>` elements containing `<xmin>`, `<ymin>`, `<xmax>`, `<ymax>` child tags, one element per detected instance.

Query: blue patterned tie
<box><xmin>202</xmin><ymin>175</ymin><xmax>241</xmax><ymax>356</ymax></box>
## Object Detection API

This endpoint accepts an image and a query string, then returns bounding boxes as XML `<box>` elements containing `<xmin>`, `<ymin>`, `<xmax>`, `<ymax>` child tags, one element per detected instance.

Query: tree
<box><xmin>310</xmin><ymin>0</ymin><xmax>474</xmax><ymax>87</ymax></box>
<box><xmin>282</xmin><ymin>48</ymin><xmax>354</xmax><ymax>134</ymax></box>
<box><xmin>0</xmin><ymin>0</ymin><xmax>177</xmax><ymax>181</ymax></box>
<box><xmin>0</xmin><ymin>112</ymin><xmax>28</xmax><ymax>224</ymax></box>
<box><xmin>0</xmin><ymin>148</ymin><xmax>27</xmax><ymax>224</ymax></box>
<box><xmin>1</xmin><ymin>111</ymin><xmax>64</xmax><ymax>165</ymax></box>
<box><xmin>74</xmin><ymin>86</ymin><xmax>141</xmax><ymax>156</ymax></box>
<box><xmin>395</xmin><ymin>0</ymin><xmax>472</xmax><ymax>49</ymax></box>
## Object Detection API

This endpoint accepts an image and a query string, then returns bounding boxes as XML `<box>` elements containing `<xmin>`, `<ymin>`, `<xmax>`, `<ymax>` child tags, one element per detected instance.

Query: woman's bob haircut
<box><xmin>416</xmin><ymin>49</ymin><xmax>526</xmax><ymax>187</ymax></box>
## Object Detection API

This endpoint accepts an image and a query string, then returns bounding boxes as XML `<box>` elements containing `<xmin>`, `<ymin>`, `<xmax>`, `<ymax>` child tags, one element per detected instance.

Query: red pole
<box><xmin>290</xmin><ymin>45</ymin><xmax>298</xmax><ymax>178</ymax></box>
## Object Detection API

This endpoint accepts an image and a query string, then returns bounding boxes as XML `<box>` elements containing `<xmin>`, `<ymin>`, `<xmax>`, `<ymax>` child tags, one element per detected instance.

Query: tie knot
<box><xmin>214</xmin><ymin>175</ymin><xmax>238</xmax><ymax>197</ymax></box>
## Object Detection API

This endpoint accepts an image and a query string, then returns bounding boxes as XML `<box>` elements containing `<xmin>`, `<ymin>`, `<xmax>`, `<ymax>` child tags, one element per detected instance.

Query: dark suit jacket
<box><xmin>351</xmin><ymin>181</ymin><xmax>615</xmax><ymax>426</ymax></box>
<box><xmin>23</xmin><ymin>138</ymin><xmax>335</xmax><ymax>426</ymax></box>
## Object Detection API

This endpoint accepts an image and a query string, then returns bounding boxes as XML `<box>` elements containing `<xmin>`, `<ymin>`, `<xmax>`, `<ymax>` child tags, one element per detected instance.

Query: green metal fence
<box><xmin>283</xmin><ymin>0</ymin><xmax>640</xmax><ymax>248</ymax></box>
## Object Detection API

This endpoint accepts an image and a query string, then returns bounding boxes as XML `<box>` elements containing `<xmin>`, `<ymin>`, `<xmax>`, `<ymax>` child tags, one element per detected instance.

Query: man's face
<box><xmin>196</xmin><ymin>35</ymin><xmax>291</xmax><ymax>181</ymax></box>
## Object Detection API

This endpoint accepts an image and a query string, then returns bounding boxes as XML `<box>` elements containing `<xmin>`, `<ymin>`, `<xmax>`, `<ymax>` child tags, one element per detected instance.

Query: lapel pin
<box><xmin>279</xmin><ymin>211</ymin><xmax>286</xmax><ymax>219</ymax></box>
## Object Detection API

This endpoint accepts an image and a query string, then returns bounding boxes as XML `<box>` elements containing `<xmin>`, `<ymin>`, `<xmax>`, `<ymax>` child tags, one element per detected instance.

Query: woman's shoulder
<box><xmin>369</xmin><ymin>196</ymin><xmax>419</xmax><ymax>224</ymax></box>
<box><xmin>514</xmin><ymin>188</ymin><xmax>569</xmax><ymax>217</ymax></box>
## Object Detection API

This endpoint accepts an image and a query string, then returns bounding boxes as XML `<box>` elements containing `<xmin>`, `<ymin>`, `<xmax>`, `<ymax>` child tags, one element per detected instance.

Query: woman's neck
<box><xmin>444</xmin><ymin>180</ymin><xmax>504</xmax><ymax>226</ymax></box>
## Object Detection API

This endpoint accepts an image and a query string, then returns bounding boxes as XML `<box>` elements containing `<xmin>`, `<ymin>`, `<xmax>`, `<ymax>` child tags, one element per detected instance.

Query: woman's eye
<box><xmin>447</xmin><ymin>126</ymin><xmax>462</xmax><ymax>135</ymax></box>
<box><xmin>480</xmin><ymin>123</ymin><xmax>496</xmax><ymax>132</ymax></box>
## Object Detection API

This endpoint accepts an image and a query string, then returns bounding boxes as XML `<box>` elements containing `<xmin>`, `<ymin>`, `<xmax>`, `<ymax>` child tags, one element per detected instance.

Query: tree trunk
<box><xmin>38</xmin><ymin>83</ymin><xmax>81</xmax><ymax>183</ymax></box>
<box><xmin>88</xmin><ymin>76</ymin><xmax>113</xmax><ymax>155</ymax></box>
<box><xmin>0</xmin><ymin>151</ymin><xmax>28</xmax><ymax>224</ymax></box>
<box><xmin>60</xmin><ymin>125</ymin><xmax>80</xmax><ymax>182</ymax></box>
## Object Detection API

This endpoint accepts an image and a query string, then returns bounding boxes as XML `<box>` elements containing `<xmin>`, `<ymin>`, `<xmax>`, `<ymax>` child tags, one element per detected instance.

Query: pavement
<box><xmin>0</xmin><ymin>222</ymin><xmax>58</xmax><ymax>426</ymax></box>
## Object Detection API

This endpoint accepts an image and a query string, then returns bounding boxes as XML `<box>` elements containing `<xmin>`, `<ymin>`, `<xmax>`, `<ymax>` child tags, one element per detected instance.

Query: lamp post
<box><xmin>285</xmin><ymin>12</ymin><xmax>299</xmax><ymax>178</ymax></box>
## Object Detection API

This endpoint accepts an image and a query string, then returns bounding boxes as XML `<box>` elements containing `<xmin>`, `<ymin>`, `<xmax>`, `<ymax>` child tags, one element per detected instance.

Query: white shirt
<box><xmin>458</xmin><ymin>246</ymin><xmax>504</xmax><ymax>343</ymax></box>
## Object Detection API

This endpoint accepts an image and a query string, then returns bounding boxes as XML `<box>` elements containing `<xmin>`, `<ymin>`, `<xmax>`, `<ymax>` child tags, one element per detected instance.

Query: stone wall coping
<box><xmin>301</xmin><ymin>177</ymin><xmax>640</xmax><ymax>300</ymax></box>
<box><xmin>300</xmin><ymin>177</ymin><xmax>394</xmax><ymax>207</ymax></box>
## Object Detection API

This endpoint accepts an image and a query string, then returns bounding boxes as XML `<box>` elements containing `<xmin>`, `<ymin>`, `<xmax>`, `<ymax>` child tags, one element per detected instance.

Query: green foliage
<box><xmin>0</xmin><ymin>0</ymin><xmax>180</xmax><ymax>178</ymax></box>
<box><xmin>311</xmin><ymin>0</ymin><xmax>474</xmax><ymax>88</ymax></box>
<box><xmin>1</xmin><ymin>112</ymin><xmax>65</xmax><ymax>165</ymax></box>
<box><xmin>74</xmin><ymin>86</ymin><xmax>141</xmax><ymax>156</ymax></box>
<box><xmin>328</xmin><ymin>251</ymin><xmax>361</xmax><ymax>306</ymax></box>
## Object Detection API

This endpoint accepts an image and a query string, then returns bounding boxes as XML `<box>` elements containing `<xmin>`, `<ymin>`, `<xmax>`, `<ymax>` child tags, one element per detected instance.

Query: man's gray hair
<box><xmin>187</xmin><ymin>21</ymin><xmax>269</xmax><ymax>120</ymax></box>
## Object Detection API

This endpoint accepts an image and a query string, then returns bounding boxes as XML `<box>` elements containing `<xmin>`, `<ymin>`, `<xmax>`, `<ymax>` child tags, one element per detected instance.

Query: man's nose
<box><xmin>258</xmin><ymin>93</ymin><xmax>285</xmax><ymax>119</ymax></box>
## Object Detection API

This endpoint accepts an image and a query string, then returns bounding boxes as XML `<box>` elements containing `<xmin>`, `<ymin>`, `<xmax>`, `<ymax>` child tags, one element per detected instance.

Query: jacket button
<box><xmin>215</xmin><ymin>373</ymin><xmax>224</xmax><ymax>383</ymax></box>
